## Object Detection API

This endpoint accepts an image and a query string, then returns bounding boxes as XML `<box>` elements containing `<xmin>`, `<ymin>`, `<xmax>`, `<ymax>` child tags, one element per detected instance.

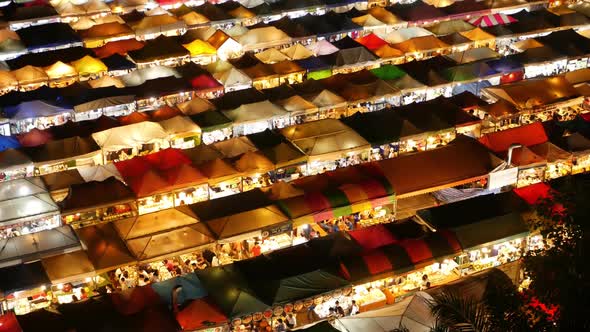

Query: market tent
<box><xmin>5</xmin><ymin>100</ymin><xmax>72</xmax><ymax>121</ymax></box>
<box><xmin>175</xmin><ymin>297</ymin><xmax>227</xmax><ymax>332</ymax></box>
<box><xmin>355</xmin><ymin>33</ymin><xmax>388</xmax><ymax>51</ymax></box>
<box><xmin>459</xmin><ymin>27</ymin><xmax>495</xmax><ymax>42</ymax></box>
<box><xmin>310</xmin><ymin>89</ymin><xmax>347</xmax><ymax>108</ymax></box>
<box><xmin>0</xmin><ymin>70</ymin><xmax>17</xmax><ymax>91</ymax></box>
<box><xmin>79</xmin><ymin>21</ymin><xmax>133</xmax><ymax>42</ymax></box>
<box><xmin>280</xmin><ymin>119</ymin><xmax>370</xmax><ymax>161</ymax></box>
<box><xmin>91</xmin><ymin>121</ymin><xmax>169</xmax><ymax>151</ymax></box>
<box><xmin>352</xmin><ymin>14</ymin><xmax>388</xmax><ymax>30</ymax></box>
<box><xmin>307</xmin><ymin>39</ymin><xmax>340</xmax><ymax>56</ymax></box>
<box><xmin>393</xmin><ymin>36</ymin><xmax>449</xmax><ymax>53</ymax></box>
<box><xmin>59</xmin><ymin>177</ymin><xmax>135</xmax><ymax>215</ymax></box>
<box><xmin>213</xmin><ymin>67</ymin><xmax>252</xmax><ymax>89</ymax></box>
<box><xmin>133</xmin><ymin>14</ymin><xmax>187</xmax><ymax>37</ymax></box>
<box><xmin>238</xmin><ymin>26</ymin><xmax>291</xmax><ymax>49</ymax></box>
<box><xmin>370</xmin><ymin>65</ymin><xmax>407</xmax><ymax>81</ymax></box>
<box><xmin>16</xmin><ymin>23</ymin><xmax>80</xmax><ymax>52</ymax></box>
<box><xmin>334</xmin><ymin>47</ymin><xmax>378</xmax><ymax>67</ymax></box>
<box><xmin>0</xmin><ymin>149</ymin><xmax>33</xmax><ymax>175</ymax></box>
<box><xmin>125</xmin><ymin>223</ymin><xmax>215</xmax><ymax>261</ymax></box>
<box><xmin>128</xmin><ymin>36</ymin><xmax>189</xmax><ymax>64</ymax></box>
<box><xmin>427</xmin><ymin>20</ymin><xmax>475</xmax><ymax>35</ymax></box>
<box><xmin>0</xmin><ymin>186</ymin><xmax>58</xmax><ymax>228</ymax></box>
<box><xmin>340</xmin><ymin>229</ymin><xmax>462</xmax><ymax>281</ymax></box>
<box><xmin>278</xmin><ymin>176</ymin><xmax>394</xmax><ymax>221</ymax></box>
<box><xmin>445</xmin><ymin>47</ymin><xmax>500</xmax><ymax>64</ymax></box>
<box><xmin>368</xmin><ymin>7</ymin><xmax>405</xmax><ymax>25</ymax></box>
<box><xmin>247</xmin><ymin>129</ymin><xmax>308</xmax><ymax>168</ymax></box>
<box><xmin>70</xmin><ymin>55</ymin><xmax>107</xmax><ymax>75</ymax></box>
<box><xmin>278</xmin><ymin>94</ymin><xmax>319</xmax><ymax>117</ymax></box>
<box><xmin>41</xmin><ymin>250</ymin><xmax>95</xmax><ymax>284</ymax></box>
<box><xmin>417</xmin><ymin>191</ymin><xmax>529</xmax><ymax>249</ymax></box>
<box><xmin>381</xmin><ymin>27</ymin><xmax>434</xmax><ymax>44</ymax></box>
<box><xmin>75</xmin><ymin>223</ymin><xmax>136</xmax><ymax>272</ymax></box>
<box><xmin>12</xmin><ymin>65</ymin><xmax>48</xmax><ymax>86</ymax></box>
<box><xmin>93</xmin><ymin>39</ymin><xmax>145</xmax><ymax>58</ymax></box>
<box><xmin>21</xmin><ymin>136</ymin><xmax>100</xmax><ymax>164</ymax></box>
<box><xmin>528</xmin><ymin>142</ymin><xmax>571</xmax><ymax>163</ymax></box>
<box><xmin>380</xmin><ymin>136</ymin><xmax>499</xmax><ymax>197</ymax></box>
<box><xmin>483</xmin><ymin>76</ymin><xmax>579</xmax><ymax>110</ymax></box>
<box><xmin>16</xmin><ymin>129</ymin><xmax>50</xmax><ymax>147</ymax></box>
<box><xmin>0</xmin><ymin>262</ymin><xmax>50</xmax><ymax>296</ymax></box>
<box><xmin>223</xmin><ymin>100</ymin><xmax>288</xmax><ymax>127</ymax></box>
<box><xmin>78</xmin><ymin>164</ymin><xmax>122</xmax><ymax>182</ymax></box>
<box><xmin>121</xmin><ymin>66</ymin><xmax>179</xmax><ymax>86</ymax></box>
<box><xmin>440</xmin><ymin>62</ymin><xmax>496</xmax><ymax>82</ymax></box>
<box><xmin>44</xmin><ymin>61</ymin><xmax>77</xmax><ymax>80</ymax></box>
<box><xmin>113</xmin><ymin>208</ymin><xmax>201</xmax><ymax>240</ymax></box>
<box><xmin>0</xmin><ymin>135</ymin><xmax>20</xmax><ymax>152</ymax></box>
<box><xmin>159</xmin><ymin>115</ymin><xmax>201</xmax><ymax>140</ymax></box>
<box><xmin>151</xmin><ymin>273</ymin><xmax>207</xmax><ymax>309</ymax></box>
<box><xmin>333</xmin><ymin>292</ymin><xmax>434</xmax><ymax>332</ymax></box>
<box><xmin>198</xmin><ymin>158</ymin><xmax>241</xmax><ymax>184</ymax></box>
<box><xmin>194</xmin><ymin>265</ymin><xmax>268</xmax><ymax>317</ymax></box>
<box><xmin>234</xmin><ymin>151</ymin><xmax>275</xmax><ymax>175</ymax></box>
<box><xmin>182</xmin><ymin>39</ymin><xmax>216</xmax><ymax>57</ymax></box>
<box><xmin>255</xmin><ymin>48</ymin><xmax>289</xmax><ymax>64</ymax></box>
<box><xmin>189</xmin><ymin>110</ymin><xmax>232</xmax><ymax>135</ymax></box>
<box><xmin>439</xmin><ymin>32</ymin><xmax>472</xmax><ymax>46</ymax></box>
<box><xmin>513</xmin><ymin>182</ymin><xmax>551</xmax><ymax>205</ymax></box>
<box><xmin>467</xmin><ymin>13</ymin><xmax>517</xmax><ymax>27</ymax></box>
<box><xmin>234</xmin><ymin>244</ymin><xmax>350</xmax><ymax>305</ymax></box>
<box><xmin>342</xmin><ymin>110</ymin><xmax>424</xmax><ymax>146</ymax></box>
<box><xmin>281</xmin><ymin>43</ymin><xmax>313</xmax><ymax>60</ymax></box>
<box><xmin>212</xmin><ymin>136</ymin><xmax>257</xmax><ymax>159</ymax></box>
<box><xmin>0</xmin><ymin>225</ymin><xmax>80</xmax><ymax>266</ymax></box>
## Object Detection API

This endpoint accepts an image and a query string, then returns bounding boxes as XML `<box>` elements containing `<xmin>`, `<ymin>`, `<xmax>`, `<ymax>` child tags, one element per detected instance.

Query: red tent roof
<box><xmin>479</xmin><ymin>122</ymin><xmax>548</xmax><ymax>153</ymax></box>
<box><xmin>190</xmin><ymin>74</ymin><xmax>223</xmax><ymax>90</ymax></box>
<box><xmin>115</xmin><ymin>156</ymin><xmax>152</xmax><ymax>179</ymax></box>
<box><xmin>119</xmin><ymin>112</ymin><xmax>150</xmax><ymax>125</ymax></box>
<box><xmin>150</xmin><ymin>106</ymin><xmax>181</xmax><ymax>122</ymax></box>
<box><xmin>175</xmin><ymin>298</ymin><xmax>227</xmax><ymax>331</ymax></box>
<box><xmin>144</xmin><ymin>148</ymin><xmax>191</xmax><ymax>171</ymax></box>
<box><xmin>128</xmin><ymin>169</ymin><xmax>170</xmax><ymax>197</ymax></box>
<box><xmin>355</xmin><ymin>33</ymin><xmax>388</xmax><ymax>51</ymax></box>
<box><xmin>110</xmin><ymin>286</ymin><xmax>161</xmax><ymax>316</ymax></box>
<box><xmin>17</xmin><ymin>129</ymin><xmax>52</xmax><ymax>147</ymax></box>
<box><xmin>0</xmin><ymin>312</ymin><xmax>22</xmax><ymax>332</ymax></box>
<box><xmin>349</xmin><ymin>224</ymin><xmax>398</xmax><ymax>251</ymax></box>
<box><xmin>514</xmin><ymin>182</ymin><xmax>551</xmax><ymax>205</ymax></box>
<box><xmin>94</xmin><ymin>39</ymin><xmax>146</xmax><ymax>59</ymax></box>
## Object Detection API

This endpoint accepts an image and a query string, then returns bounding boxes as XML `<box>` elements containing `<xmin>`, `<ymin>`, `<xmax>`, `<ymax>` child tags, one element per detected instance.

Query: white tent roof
<box><xmin>311</xmin><ymin>89</ymin><xmax>346</xmax><ymax>107</ymax></box>
<box><xmin>222</xmin><ymin>100</ymin><xmax>288</xmax><ymax>124</ymax></box>
<box><xmin>121</xmin><ymin>66</ymin><xmax>180</xmax><ymax>87</ymax></box>
<box><xmin>177</xmin><ymin>97</ymin><xmax>216</xmax><ymax>115</ymax></box>
<box><xmin>206</xmin><ymin>60</ymin><xmax>234</xmax><ymax>74</ymax></box>
<box><xmin>255</xmin><ymin>48</ymin><xmax>289</xmax><ymax>64</ymax></box>
<box><xmin>278</xmin><ymin>95</ymin><xmax>318</xmax><ymax>113</ymax></box>
<box><xmin>159</xmin><ymin>115</ymin><xmax>201</xmax><ymax>135</ymax></box>
<box><xmin>92</xmin><ymin>122</ymin><xmax>169</xmax><ymax>150</ymax></box>
<box><xmin>307</xmin><ymin>39</ymin><xmax>339</xmax><ymax>56</ymax></box>
<box><xmin>381</xmin><ymin>27</ymin><xmax>434</xmax><ymax>44</ymax></box>
<box><xmin>238</xmin><ymin>0</ymin><xmax>265</xmax><ymax>8</ymax></box>
<box><xmin>214</xmin><ymin>67</ymin><xmax>252</xmax><ymax>87</ymax></box>
<box><xmin>281</xmin><ymin>43</ymin><xmax>313</xmax><ymax>60</ymax></box>
<box><xmin>334</xmin><ymin>292</ymin><xmax>435</xmax><ymax>332</ymax></box>
<box><xmin>0</xmin><ymin>178</ymin><xmax>47</xmax><ymax>202</ymax></box>
<box><xmin>77</xmin><ymin>164</ymin><xmax>122</xmax><ymax>182</ymax></box>
<box><xmin>0</xmin><ymin>193</ymin><xmax>58</xmax><ymax>224</ymax></box>
<box><xmin>237</xmin><ymin>27</ymin><xmax>291</xmax><ymax>46</ymax></box>
<box><xmin>88</xmin><ymin>75</ymin><xmax>125</xmax><ymax>88</ymax></box>
<box><xmin>8</xmin><ymin>101</ymin><xmax>72</xmax><ymax>120</ymax></box>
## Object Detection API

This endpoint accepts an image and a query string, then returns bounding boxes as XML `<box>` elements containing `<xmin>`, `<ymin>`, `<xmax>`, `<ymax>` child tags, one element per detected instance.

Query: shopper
<box><xmin>285</xmin><ymin>314</ymin><xmax>296</xmax><ymax>329</ymax></box>
<box><xmin>350</xmin><ymin>300</ymin><xmax>359</xmax><ymax>316</ymax></box>
<box><xmin>275</xmin><ymin>319</ymin><xmax>286</xmax><ymax>332</ymax></box>
<box><xmin>334</xmin><ymin>301</ymin><xmax>345</xmax><ymax>317</ymax></box>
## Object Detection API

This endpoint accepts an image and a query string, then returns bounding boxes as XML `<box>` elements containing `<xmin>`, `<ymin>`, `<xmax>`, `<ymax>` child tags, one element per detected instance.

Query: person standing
<box><xmin>350</xmin><ymin>300</ymin><xmax>359</xmax><ymax>316</ymax></box>
<box><xmin>285</xmin><ymin>314</ymin><xmax>296</xmax><ymax>329</ymax></box>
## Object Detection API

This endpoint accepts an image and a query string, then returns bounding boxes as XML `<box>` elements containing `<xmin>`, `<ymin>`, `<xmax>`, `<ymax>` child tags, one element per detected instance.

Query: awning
<box><xmin>59</xmin><ymin>177</ymin><xmax>135</xmax><ymax>215</ymax></box>
<box><xmin>277</xmin><ymin>177</ymin><xmax>394</xmax><ymax>226</ymax></box>
<box><xmin>247</xmin><ymin>129</ymin><xmax>308</xmax><ymax>168</ymax></box>
<box><xmin>41</xmin><ymin>250</ymin><xmax>95</xmax><ymax>284</ymax></box>
<box><xmin>467</xmin><ymin>13</ymin><xmax>517</xmax><ymax>27</ymax></box>
<box><xmin>342</xmin><ymin>109</ymin><xmax>424</xmax><ymax>146</ymax></box>
<box><xmin>0</xmin><ymin>262</ymin><xmax>50</xmax><ymax>296</ymax></box>
<box><xmin>479</xmin><ymin>122</ymin><xmax>548</xmax><ymax>153</ymax></box>
<box><xmin>75</xmin><ymin>223</ymin><xmax>135</xmax><ymax>272</ymax></box>
<box><xmin>151</xmin><ymin>273</ymin><xmax>207</xmax><ymax>309</ymax></box>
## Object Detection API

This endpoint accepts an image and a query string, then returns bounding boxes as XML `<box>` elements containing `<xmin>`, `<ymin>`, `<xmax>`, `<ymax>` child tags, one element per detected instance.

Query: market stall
<box><xmin>22</xmin><ymin>135</ymin><xmax>102</xmax><ymax>176</ymax></box>
<box><xmin>73</xmin><ymin>94</ymin><xmax>136</xmax><ymax>122</ymax></box>
<box><xmin>342</xmin><ymin>110</ymin><xmax>426</xmax><ymax>160</ymax></box>
<box><xmin>75</xmin><ymin>223</ymin><xmax>136</xmax><ymax>273</ymax></box>
<box><xmin>132</xmin><ymin>14</ymin><xmax>187</xmax><ymax>40</ymax></box>
<box><xmin>189</xmin><ymin>111</ymin><xmax>233</xmax><ymax>145</ymax></box>
<box><xmin>235</xmin><ymin>151</ymin><xmax>276</xmax><ymax>192</ymax></box>
<box><xmin>280</xmin><ymin>119</ymin><xmax>371</xmax><ymax>175</ymax></box>
<box><xmin>79</xmin><ymin>22</ymin><xmax>135</xmax><ymax>48</ymax></box>
<box><xmin>307</xmin><ymin>89</ymin><xmax>348</xmax><ymax>120</ymax></box>
<box><xmin>0</xmin><ymin>148</ymin><xmax>34</xmax><ymax>182</ymax></box>
<box><xmin>40</xmin><ymin>251</ymin><xmax>97</xmax><ymax>299</ymax></box>
<box><xmin>479</xmin><ymin>99</ymin><xmax>521</xmax><ymax>134</ymax></box>
<box><xmin>213</xmin><ymin>67</ymin><xmax>253</xmax><ymax>92</ymax></box>
<box><xmin>270</xmin><ymin>60</ymin><xmax>306</xmax><ymax>85</ymax></box>
<box><xmin>392</xmin><ymin>36</ymin><xmax>450</xmax><ymax>62</ymax></box>
<box><xmin>5</xmin><ymin>100</ymin><xmax>73</xmax><ymax>134</ymax></box>
<box><xmin>91</xmin><ymin>121</ymin><xmax>170</xmax><ymax>163</ymax></box>
<box><xmin>277</xmin><ymin>95</ymin><xmax>321</xmax><ymax>124</ymax></box>
<box><xmin>553</xmin><ymin>130</ymin><xmax>590</xmax><ymax>175</ymax></box>
<box><xmin>183</xmin><ymin>39</ymin><xmax>217</xmax><ymax>65</ymax></box>
<box><xmin>198</xmin><ymin>158</ymin><xmax>242</xmax><ymax>199</ymax></box>
<box><xmin>128</xmin><ymin>35</ymin><xmax>190</xmax><ymax>68</ymax></box>
<box><xmin>159</xmin><ymin>115</ymin><xmax>202</xmax><ymax>149</ymax></box>
<box><xmin>70</xmin><ymin>55</ymin><xmax>108</xmax><ymax>80</ymax></box>
<box><xmin>247</xmin><ymin>129</ymin><xmax>308</xmax><ymax>182</ymax></box>
<box><xmin>396</xmin><ymin>101</ymin><xmax>456</xmax><ymax>150</ymax></box>
<box><xmin>212</xmin><ymin>137</ymin><xmax>257</xmax><ymax>159</ymax></box>
<box><xmin>12</xmin><ymin>65</ymin><xmax>49</xmax><ymax>91</ymax></box>
<box><xmin>242</xmin><ymin>63</ymin><xmax>280</xmax><ymax>90</ymax></box>
<box><xmin>0</xmin><ymin>262</ymin><xmax>51</xmax><ymax>315</ymax></box>
<box><xmin>44</xmin><ymin>61</ymin><xmax>78</xmax><ymax>88</ymax></box>
<box><xmin>0</xmin><ymin>70</ymin><xmax>18</xmax><ymax>95</ymax></box>
<box><xmin>0</xmin><ymin>178</ymin><xmax>61</xmax><ymax>239</ymax></box>
<box><xmin>529</xmin><ymin>142</ymin><xmax>572</xmax><ymax>180</ymax></box>
<box><xmin>60</xmin><ymin>177</ymin><xmax>136</xmax><ymax>228</ymax></box>
<box><xmin>223</xmin><ymin>100</ymin><xmax>289</xmax><ymax>136</ymax></box>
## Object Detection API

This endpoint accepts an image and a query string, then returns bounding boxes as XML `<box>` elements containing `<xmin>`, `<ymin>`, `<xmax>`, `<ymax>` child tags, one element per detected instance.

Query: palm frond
<box><xmin>429</xmin><ymin>291</ymin><xmax>492</xmax><ymax>332</ymax></box>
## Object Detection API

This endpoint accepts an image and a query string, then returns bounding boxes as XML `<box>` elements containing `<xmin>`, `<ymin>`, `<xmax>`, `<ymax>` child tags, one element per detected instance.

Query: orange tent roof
<box><xmin>176</xmin><ymin>298</ymin><xmax>227</xmax><ymax>331</ymax></box>
<box><xmin>234</xmin><ymin>151</ymin><xmax>275</xmax><ymax>174</ymax></box>
<box><xmin>161</xmin><ymin>163</ymin><xmax>208</xmax><ymax>188</ymax></box>
<box><xmin>150</xmin><ymin>105</ymin><xmax>181</xmax><ymax>121</ymax></box>
<box><xmin>119</xmin><ymin>112</ymin><xmax>150</xmax><ymax>125</ymax></box>
<box><xmin>198</xmin><ymin>158</ymin><xmax>240</xmax><ymax>183</ymax></box>
<box><xmin>94</xmin><ymin>39</ymin><xmax>145</xmax><ymax>58</ymax></box>
<box><xmin>479</xmin><ymin>122</ymin><xmax>548</xmax><ymax>153</ymax></box>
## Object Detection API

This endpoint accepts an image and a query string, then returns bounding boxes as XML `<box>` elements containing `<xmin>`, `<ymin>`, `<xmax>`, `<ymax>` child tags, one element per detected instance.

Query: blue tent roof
<box><xmin>0</xmin><ymin>135</ymin><xmax>20</xmax><ymax>152</ymax></box>
<box><xmin>4</xmin><ymin>100</ymin><xmax>73</xmax><ymax>120</ymax></box>
<box><xmin>486</xmin><ymin>58</ymin><xmax>523</xmax><ymax>73</ymax></box>
<box><xmin>151</xmin><ymin>273</ymin><xmax>207</xmax><ymax>309</ymax></box>
<box><xmin>295</xmin><ymin>56</ymin><xmax>332</xmax><ymax>71</ymax></box>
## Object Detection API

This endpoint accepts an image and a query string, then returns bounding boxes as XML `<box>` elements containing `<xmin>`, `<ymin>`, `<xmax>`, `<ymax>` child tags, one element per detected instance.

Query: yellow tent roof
<box><xmin>183</xmin><ymin>39</ymin><xmax>217</xmax><ymax>56</ymax></box>
<box><xmin>12</xmin><ymin>65</ymin><xmax>49</xmax><ymax>84</ymax></box>
<box><xmin>228</xmin><ymin>6</ymin><xmax>255</xmax><ymax>19</ymax></box>
<box><xmin>0</xmin><ymin>70</ymin><xmax>17</xmax><ymax>89</ymax></box>
<box><xmin>180</xmin><ymin>11</ymin><xmax>210</xmax><ymax>25</ymax></box>
<box><xmin>281</xmin><ymin>43</ymin><xmax>313</xmax><ymax>60</ymax></box>
<box><xmin>460</xmin><ymin>27</ymin><xmax>495</xmax><ymax>41</ymax></box>
<box><xmin>135</xmin><ymin>14</ymin><xmax>179</xmax><ymax>29</ymax></box>
<box><xmin>88</xmin><ymin>75</ymin><xmax>125</xmax><ymax>88</ymax></box>
<box><xmin>0</xmin><ymin>29</ymin><xmax>20</xmax><ymax>43</ymax></box>
<box><xmin>393</xmin><ymin>36</ymin><xmax>449</xmax><ymax>53</ymax></box>
<box><xmin>368</xmin><ymin>7</ymin><xmax>404</xmax><ymax>25</ymax></box>
<box><xmin>423</xmin><ymin>0</ymin><xmax>455</xmax><ymax>7</ymax></box>
<box><xmin>255</xmin><ymin>48</ymin><xmax>289</xmax><ymax>64</ymax></box>
<box><xmin>511</xmin><ymin>38</ymin><xmax>543</xmax><ymax>52</ymax></box>
<box><xmin>427</xmin><ymin>20</ymin><xmax>474</xmax><ymax>35</ymax></box>
<box><xmin>234</xmin><ymin>151</ymin><xmax>275</xmax><ymax>174</ymax></box>
<box><xmin>44</xmin><ymin>61</ymin><xmax>78</xmax><ymax>79</ymax></box>
<box><xmin>352</xmin><ymin>14</ymin><xmax>387</xmax><ymax>27</ymax></box>
<box><xmin>71</xmin><ymin>55</ymin><xmax>108</xmax><ymax>75</ymax></box>
<box><xmin>374</xmin><ymin>44</ymin><xmax>404</xmax><ymax>58</ymax></box>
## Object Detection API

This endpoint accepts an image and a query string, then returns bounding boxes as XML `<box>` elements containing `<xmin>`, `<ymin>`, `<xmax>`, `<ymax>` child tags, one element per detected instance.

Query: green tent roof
<box><xmin>370</xmin><ymin>65</ymin><xmax>406</xmax><ymax>81</ymax></box>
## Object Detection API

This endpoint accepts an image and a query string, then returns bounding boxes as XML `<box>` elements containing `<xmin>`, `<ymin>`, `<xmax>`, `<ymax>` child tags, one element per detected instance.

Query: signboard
<box><xmin>488</xmin><ymin>167</ymin><xmax>519</xmax><ymax>190</ymax></box>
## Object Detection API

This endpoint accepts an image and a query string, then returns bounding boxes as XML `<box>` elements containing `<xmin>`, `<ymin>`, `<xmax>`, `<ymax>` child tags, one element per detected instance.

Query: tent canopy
<box><xmin>59</xmin><ymin>177</ymin><xmax>135</xmax><ymax>214</ymax></box>
<box><xmin>41</xmin><ymin>250</ymin><xmax>95</xmax><ymax>284</ymax></box>
<box><xmin>91</xmin><ymin>121</ymin><xmax>168</xmax><ymax>150</ymax></box>
<box><xmin>0</xmin><ymin>262</ymin><xmax>50</xmax><ymax>295</ymax></box>
<box><xmin>223</xmin><ymin>100</ymin><xmax>288</xmax><ymax>124</ymax></box>
<box><xmin>75</xmin><ymin>223</ymin><xmax>136</xmax><ymax>272</ymax></box>
<box><xmin>342</xmin><ymin>110</ymin><xmax>424</xmax><ymax>146</ymax></box>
